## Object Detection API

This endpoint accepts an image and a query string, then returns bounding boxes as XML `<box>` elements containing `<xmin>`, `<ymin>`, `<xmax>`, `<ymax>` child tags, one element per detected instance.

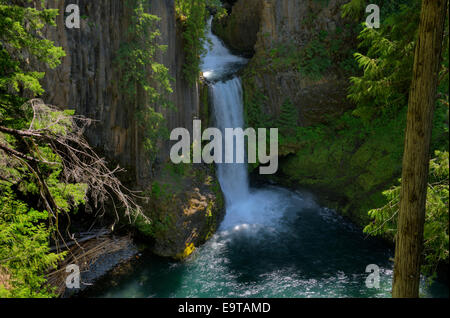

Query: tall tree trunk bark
<box><xmin>135</xmin><ymin>82</ymin><xmax>140</xmax><ymax>185</ymax></box>
<box><xmin>392</xmin><ymin>0</ymin><xmax>447</xmax><ymax>298</ymax></box>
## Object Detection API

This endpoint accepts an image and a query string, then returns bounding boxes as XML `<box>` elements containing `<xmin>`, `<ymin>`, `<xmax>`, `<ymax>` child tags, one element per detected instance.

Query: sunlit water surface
<box><xmin>84</xmin><ymin>186</ymin><xmax>447</xmax><ymax>298</ymax></box>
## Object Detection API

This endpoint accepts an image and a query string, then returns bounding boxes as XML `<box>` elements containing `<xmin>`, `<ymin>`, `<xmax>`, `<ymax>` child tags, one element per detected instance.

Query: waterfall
<box><xmin>212</xmin><ymin>78</ymin><xmax>250</xmax><ymax>206</ymax></box>
<box><xmin>201</xmin><ymin>18</ymin><xmax>250</xmax><ymax>208</ymax></box>
<box><xmin>201</xmin><ymin>18</ymin><xmax>247</xmax><ymax>82</ymax></box>
<box><xmin>201</xmin><ymin>18</ymin><xmax>290</xmax><ymax>231</ymax></box>
<box><xmin>201</xmin><ymin>18</ymin><xmax>286</xmax><ymax>232</ymax></box>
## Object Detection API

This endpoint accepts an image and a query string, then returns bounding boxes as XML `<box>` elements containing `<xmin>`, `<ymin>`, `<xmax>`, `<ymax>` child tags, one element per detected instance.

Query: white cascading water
<box><xmin>201</xmin><ymin>18</ymin><xmax>292</xmax><ymax>231</ymax></box>
<box><xmin>201</xmin><ymin>18</ymin><xmax>250</xmax><ymax>209</ymax></box>
<box><xmin>212</xmin><ymin>79</ymin><xmax>250</xmax><ymax>206</ymax></box>
<box><xmin>201</xmin><ymin>18</ymin><xmax>247</xmax><ymax>82</ymax></box>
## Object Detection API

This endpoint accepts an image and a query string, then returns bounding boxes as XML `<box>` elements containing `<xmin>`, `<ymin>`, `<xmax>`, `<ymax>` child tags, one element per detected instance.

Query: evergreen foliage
<box><xmin>276</xmin><ymin>99</ymin><xmax>299</xmax><ymax>153</ymax></box>
<box><xmin>0</xmin><ymin>1</ymin><xmax>79</xmax><ymax>297</ymax></box>
<box><xmin>345</xmin><ymin>0</ymin><xmax>421</xmax><ymax>121</ymax></box>
<box><xmin>0</xmin><ymin>189</ymin><xmax>67</xmax><ymax>298</ymax></box>
<box><xmin>176</xmin><ymin>0</ymin><xmax>208</xmax><ymax>85</ymax></box>
<box><xmin>277</xmin><ymin>99</ymin><xmax>298</xmax><ymax>134</ymax></box>
<box><xmin>0</xmin><ymin>0</ymin><xmax>65</xmax><ymax>101</ymax></box>
<box><xmin>116</xmin><ymin>0</ymin><xmax>173</xmax><ymax>160</ymax></box>
<box><xmin>364</xmin><ymin>151</ymin><xmax>449</xmax><ymax>280</ymax></box>
<box><xmin>0</xmin><ymin>0</ymin><xmax>146</xmax><ymax>297</ymax></box>
<box><xmin>342</xmin><ymin>0</ymin><xmax>449</xmax><ymax>280</ymax></box>
<box><xmin>267</xmin><ymin>0</ymin><xmax>449</xmax><ymax>283</ymax></box>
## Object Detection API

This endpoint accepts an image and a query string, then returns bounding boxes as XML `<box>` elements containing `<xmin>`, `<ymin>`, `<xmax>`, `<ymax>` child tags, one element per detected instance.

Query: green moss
<box><xmin>241</xmin><ymin>22</ymin><xmax>358</xmax><ymax>87</ymax></box>
<box><xmin>275</xmin><ymin>100</ymin><xmax>448</xmax><ymax>227</ymax></box>
<box><xmin>212</xmin><ymin>11</ymin><xmax>249</xmax><ymax>55</ymax></box>
<box><xmin>176</xmin><ymin>0</ymin><xmax>207</xmax><ymax>85</ymax></box>
<box><xmin>133</xmin><ymin>161</ymin><xmax>224</xmax><ymax>259</ymax></box>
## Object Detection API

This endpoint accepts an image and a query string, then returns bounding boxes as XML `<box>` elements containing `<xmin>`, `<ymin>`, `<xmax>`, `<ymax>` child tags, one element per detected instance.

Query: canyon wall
<box><xmin>42</xmin><ymin>0</ymin><xmax>199</xmax><ymax>185</ymax></box>
<box><xmin>214</xmin><ymin>0</ymin><xmax>354</xmax><ymax>127</ymax></box>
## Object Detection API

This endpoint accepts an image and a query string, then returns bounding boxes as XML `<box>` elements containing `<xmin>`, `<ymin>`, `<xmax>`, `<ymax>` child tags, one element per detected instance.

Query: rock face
<box><xmin>40</xmin><ymin>0</ymin><xmax>224</xmax><ymax>258</ymax></box>
<box><xmin>214</xmin><ymin>0</ymin><xmax>354</xmax><ymax>127</ymax></box>
<box><xmin>212</xmin><ymin>0</ymin><xmax>263</xmax><ymax>56</ymax></box>
<box><xmin>254</xmin><ymin>0</ymin><xmax>346</xmax><ymax>51</ymax></box>
<box><xmin>135</xmin><ymin>163</ymin><xmax>225</xmax><ymax>260</ymax></box>
<box><xmin>216</xmin><ymin>0</ymin><xmax>348</xmax><ymax>54</ymax></box>
<box><xmin>42</xmin><ymin>0</ymin><xmax>199</xmax><ymax>185</ymax></box>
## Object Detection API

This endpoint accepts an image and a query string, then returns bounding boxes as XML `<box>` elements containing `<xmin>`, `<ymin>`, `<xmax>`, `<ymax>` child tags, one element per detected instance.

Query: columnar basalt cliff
<box><xmin>42</xmin><ymin>0</ymin><xmax>199</xmax><ymax>183</ymax></box>
<box><xmin>214</xmin><ymin>0</ymin><xmax>354</xmax><ymax>127</ymax></box>
<box><xmin>39</xmin><ymin>0</ymin><xmax>224</xmax><ymax>258</ymax></box>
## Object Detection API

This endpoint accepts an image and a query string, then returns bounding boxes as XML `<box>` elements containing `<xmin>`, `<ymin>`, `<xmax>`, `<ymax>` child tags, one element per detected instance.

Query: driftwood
<box><xmin>48</xmin><ymin>229</ymin><xmax>111</xmax><ymax>253</ymax></box>
<box><xmin>46</xmin><ymin>234</ymin><xmax>133</xmax><ymax>297</ymax></box>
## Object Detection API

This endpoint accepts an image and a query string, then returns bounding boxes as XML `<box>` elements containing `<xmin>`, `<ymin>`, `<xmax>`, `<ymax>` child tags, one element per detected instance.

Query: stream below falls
<box><xmin>83</xmin><ymin>18</ymin><xmax>448</xmax><ymax>298</ymax></box>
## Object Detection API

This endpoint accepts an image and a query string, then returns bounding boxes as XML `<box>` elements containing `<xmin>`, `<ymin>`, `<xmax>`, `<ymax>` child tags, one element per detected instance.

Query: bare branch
<box><xmin>0</xmin><ymin>99</ymin><xmax>151</xmax><ymax>238</ymax></box>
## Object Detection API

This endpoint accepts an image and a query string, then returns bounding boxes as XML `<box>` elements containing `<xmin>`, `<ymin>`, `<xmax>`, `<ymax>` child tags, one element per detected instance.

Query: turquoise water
<box><xmin>84</xmin><ymin>187</ymin><xmax>448</xmax><ymax>298</ymax></box>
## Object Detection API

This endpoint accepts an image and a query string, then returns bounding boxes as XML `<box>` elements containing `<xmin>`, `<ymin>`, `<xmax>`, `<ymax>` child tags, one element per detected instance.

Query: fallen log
<box><xmin>49</xmin><ymin>229</ymin><xmax>111</xmax><ymax>253</ymax></box>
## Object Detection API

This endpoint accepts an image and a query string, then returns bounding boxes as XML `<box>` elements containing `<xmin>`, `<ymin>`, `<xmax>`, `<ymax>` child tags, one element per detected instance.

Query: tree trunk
<box><xmin>392</xmin><ymin>0</ymin><xmax>447</xmax><ymax>298</ymax></box>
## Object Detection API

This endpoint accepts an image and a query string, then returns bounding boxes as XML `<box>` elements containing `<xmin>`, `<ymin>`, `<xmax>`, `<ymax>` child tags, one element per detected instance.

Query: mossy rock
<box><xmin>134</xmin><ymin>162</ymin><xmax>225</xmax><ymax>260</ymax></box>
<box><xmin>212</xmin><ymin>0</ymin><xmax>263</xmax><ymax>57</ymax></box>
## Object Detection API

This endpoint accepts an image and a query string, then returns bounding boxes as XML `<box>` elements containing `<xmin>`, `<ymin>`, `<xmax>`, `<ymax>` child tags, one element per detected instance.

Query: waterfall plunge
<box><xmin>201</xmin><ymin>18</ymin><xmax>250</xmax><ymax>210</ymax></box>
<box><xmin>211</xmin><ymin>78</ymin><xmax>251</xmax><ymax>207</ymax></box>
<box><xmin>200</xmin><ymin>18</ymin><xmax>289</xmax><ymax>231</ymax></box>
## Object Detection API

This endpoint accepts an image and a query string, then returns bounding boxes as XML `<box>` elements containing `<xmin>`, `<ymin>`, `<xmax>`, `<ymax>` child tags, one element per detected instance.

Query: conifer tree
<box><xmin>277</xmin><ymin>99</ymin><xmax>298</xmax><ymax>136</ymax></box>
<box><xmin>393</xmin><ymin>0</ymin><xmax>448</xmax><ymax>298</ymax></box>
